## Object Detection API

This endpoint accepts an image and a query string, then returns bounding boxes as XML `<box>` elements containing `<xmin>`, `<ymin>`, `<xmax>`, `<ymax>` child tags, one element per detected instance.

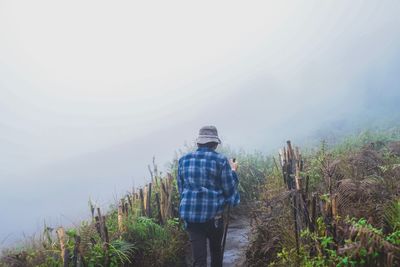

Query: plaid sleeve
<box><xmin>220</xmin><ymin>158</ymin><xmax>237</xmax><ymax>203</ymax></box>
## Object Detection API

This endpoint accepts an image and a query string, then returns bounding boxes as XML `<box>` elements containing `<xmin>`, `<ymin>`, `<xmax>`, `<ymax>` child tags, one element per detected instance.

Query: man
<box><xmin>177</xmin><ymin>126</ymin><xmax>240</xmax><ymax>267</ymax></box>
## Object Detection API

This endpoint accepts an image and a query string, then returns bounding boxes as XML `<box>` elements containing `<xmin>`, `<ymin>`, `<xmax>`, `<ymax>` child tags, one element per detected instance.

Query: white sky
<box><xmin>1</xmin><ymin>1</ymin><xmax>399</xmax><ymax>165</ymax></box>
<box><xmin>1</xmin><ymin>1</ymin><xmax>400</xmax><ymax>244</ymax></box>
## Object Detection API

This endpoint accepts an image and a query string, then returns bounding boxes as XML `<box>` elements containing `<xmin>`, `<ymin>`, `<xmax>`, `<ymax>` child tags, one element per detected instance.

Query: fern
<box><xmin>109</xmin><ymin>239</ymin><xmax>136</xmax><ymax>264</ymax></box>
<box><xmin>384</xmin><ymin>199</ymin><xmax>400</xmax><ymax>232</ymax></box>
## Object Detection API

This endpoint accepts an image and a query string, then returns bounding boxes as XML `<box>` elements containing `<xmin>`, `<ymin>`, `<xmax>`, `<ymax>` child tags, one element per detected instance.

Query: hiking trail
<box><xmin>222</xmin><ymin>214</ymin><xmax>251</xmax><ymax>267</ymax></box>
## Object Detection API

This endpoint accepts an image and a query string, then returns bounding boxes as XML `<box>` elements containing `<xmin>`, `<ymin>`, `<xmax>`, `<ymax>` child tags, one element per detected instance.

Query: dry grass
<box><xmin>247</xmin><ymin>138</ymin><xmax>400</xmax><ymax>266</ymax></box>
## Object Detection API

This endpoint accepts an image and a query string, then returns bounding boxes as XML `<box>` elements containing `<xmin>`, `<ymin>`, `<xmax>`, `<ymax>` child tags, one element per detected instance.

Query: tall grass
<box><xmin>1</xmin><ymin>144</ymin><xmax>266</xmax><ymax>266</ymax></box>
<box><xmin>247</xmin><ymin>129</ymin><xmax>400</xmax><ymax>266</ymax></box>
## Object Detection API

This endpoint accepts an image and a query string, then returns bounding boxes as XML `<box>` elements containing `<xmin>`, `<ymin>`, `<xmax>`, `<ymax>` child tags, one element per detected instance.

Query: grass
<box><xmin>247</xmin><ymin>127</ymin><xmax>400</xmax><ymax>266</ymax></box>
<box><xmin>3</xmin><ymin>128</ymin><xmax>399</xmax><ymax>266</ymax></box>
<box><xmin>0</xmin><ymin>173</ymin><xmax>187</xmax><ymax>267</ymax></box>
<box><xmin>1</xmin><ymin>144</ymin><xmax>264</xmax><ymax>267</ymax></box>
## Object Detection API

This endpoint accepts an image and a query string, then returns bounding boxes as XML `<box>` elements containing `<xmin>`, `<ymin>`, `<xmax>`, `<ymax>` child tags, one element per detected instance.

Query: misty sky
<box><xmin>1</xmin><ymin>1</ymin><xmax>400</xmax><ymax>246</ymax></box>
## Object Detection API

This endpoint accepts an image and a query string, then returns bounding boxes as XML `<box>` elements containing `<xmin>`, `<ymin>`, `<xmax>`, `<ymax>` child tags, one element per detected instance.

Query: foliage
<box><xmin>3</xmin><ymin>128</ymin><xmax>400</xmax><ymax>266</ymax></box>
<box><xmin>385</xmin><ymin>200</ymin><xmax>400</xmax><ymax>233</ymax></box>
<box><xmin>234</xmin><ymin>151</ymin><xmax>273</xmax><ymax>202</ymax></box>
<box><xmin>247</xmin><ymin>130</ymin><xmax>400</xmax><ymax>266</ymax></box>
<box><xmin>331</xmin><ymin>128</ymin><xmax>400</xmax><ymax>156</ymax></box>
<box><xmin>0</xmin><ymin>197</ymin><xmax>187</xmax><ymax>267</ymax></box>
<box><xmin>1</xmin><ymin>143</ymin><xmax>261</xmax><ymax>267</ymax></box>
<box><xmin>270</xmin><ymin>217</ymin><xmax>400</xmax><ymax>267</ymax></box>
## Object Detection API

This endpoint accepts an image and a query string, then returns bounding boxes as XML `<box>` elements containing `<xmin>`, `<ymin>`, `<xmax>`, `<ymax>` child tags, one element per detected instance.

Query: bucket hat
<box><xmin>196</xmin><ymin>125</ymin><xmax>221</xmax><ymax>144</ymax></box>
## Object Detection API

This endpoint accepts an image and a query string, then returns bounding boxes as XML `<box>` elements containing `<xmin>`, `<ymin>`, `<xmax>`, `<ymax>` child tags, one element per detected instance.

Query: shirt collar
<box><xmin>197</xmin><ymin>147</ymin><xmax>214</xmax><ymax>152</ymax></box>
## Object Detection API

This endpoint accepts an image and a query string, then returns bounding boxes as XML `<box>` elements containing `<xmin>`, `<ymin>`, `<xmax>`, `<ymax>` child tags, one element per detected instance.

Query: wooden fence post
<box><xmin>295</xmin><ymin>146</ymin><xmax>303</xmax><ymax>191</ymax></box>
<box><xmin>147</xmin><ymin>183</ymin><xmax>152</xmax><ymax>217</ymax></box>
<box><xmin>56</xmin><ymin>227</ymin><xmax>69</xmax><ymax>267</ymax></box>
<box><xmin>97</xmin><ymin>208</ymin><xmax>107</xmax><ymax>241</ymax></box>
<box><xmin>124</xmin><ymin>200</ymin><xmax>129</xmax><ymax>216</ymax></box>
<box><xmin>118</xmin><ymin>201</ymin><xmax>124</xmax><ymax>233</ymax></box>
<box><xmin>139</xmin><ymin>188</ymin><xmax>145</xmax><ymax>216</ymax></box>
<box><xmin>101</xmin><ymin>215</ymin><xmax>110</xmax><ymax>267</ymax></box>
<box><xmin>143</xmin><ymin>185</ymin><xmax>148</xmax><ymax>215</ymax></box>
<box><xmin>310</xmin><ymin>194</ymin><xmax>317</xmax><ymax>232</ymax></box>
<box><xmin>155</xmin><ymin>192</ymin><xmax>163</xmax><ymax>224</ymax></box>
<box><xmin>280</xmin><ymin>141</ymin><xmax>309</xmax><ymax>258</ymax></box>
<box><xmin>304</xmin><ymin>175</ymin><xmax>310</xmax><ymax>200</ymax></box>
<box><xmin>89</xmin><ymin>199</ymin><xmax>95</xmax><ymax>222</ymax></box>
<box><xmin>72</xmin><ymin>235</ymin><xmax>81</xmax><ymax>267</ymax></box>
<box><xmin>127</xmin><ymin>194</ymin><xmax>133</xmax><ymax>211</ymax></box>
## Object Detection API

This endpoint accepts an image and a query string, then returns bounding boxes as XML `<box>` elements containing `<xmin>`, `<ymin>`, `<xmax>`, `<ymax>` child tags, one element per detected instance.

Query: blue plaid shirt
<box><xmin>177</xmin><ymin>147</ymin><xmax>240</xmax><ymax>223</ymax></box>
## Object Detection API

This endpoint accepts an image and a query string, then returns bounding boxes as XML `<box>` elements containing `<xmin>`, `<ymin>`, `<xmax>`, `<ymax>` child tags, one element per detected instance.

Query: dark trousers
<box><xmin>187</xmin><ymin>217</ymin><xmax>224</xmax><ymax>267</ymax></box>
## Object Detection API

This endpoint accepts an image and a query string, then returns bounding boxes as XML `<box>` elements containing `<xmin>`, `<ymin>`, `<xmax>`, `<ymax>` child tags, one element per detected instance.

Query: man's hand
<box><xmin>229</xmin><ymin>158</ymin><xmax>238</xmax><ymax>172</ymax></box>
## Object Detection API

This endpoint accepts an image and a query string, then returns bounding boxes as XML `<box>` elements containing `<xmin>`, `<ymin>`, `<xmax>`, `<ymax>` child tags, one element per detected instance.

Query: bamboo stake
<box><xmin>89</xmin><ymin>199</ymin><xmax>95</xmax><ymax>222</ymax></box>
<box><xmin>97</xmin><ymin>208</ymin><xmax>106</xmax><ymax>241</ymax></box>
<box><xmin>295</xmin><ymin>147</ymin><xmax>303</xmax><ymax>191</ymax></box>
<box><xmin>124</xmin><ymin>201</ymin><xmax>129</xmax><ymax>216</ymax></box>
<box><xmin>299</xmin><ymin>192</ymin><xmax>311</xmax><ymax>228</ymax></box>
<box><xmin>287</xmin><ymin>141</ymin><xmax>293</xmax><ymax>159</ymax></box>
<box><xmin>167</xmin><ymin>174</ymin><xmax>174</xmax><ymax>218</ymax></box>
<box><xmin>160</xmin><ymin>181</ymin><xmax>166</xmax><ymax>221</ymax></box>
<box><xmin>102</xmin><ymin>215</ymin><xmax>110</xmax><ymax>267</ymax></box>
<box><xmin>304</xmin><ymin>175</ymin><xmax>310</xmax><ymax>200</ymax></box>
<box><xmin>310</xmin><ymin>194</ymin><xmax>317</xmax><ymax>232</ymax></box>
<box><xmin>147</xmin><ymin>182</ymin><xmax>152</xmax><ymax>217</ymax></box>
<box><xmin>139</xmin><ymin>188</ymin><xmax>145</xmax><ymax>216</ymax></box>
<box><xmin>282</xmin><ymin>147</ymin><xmax>286</xmax><ymax>161</ymax></box>
<box><xmin>278</xmin><ymin>149</ymin><xmax>284</xmax><ymax>166</ymax></box>
<box><xmin>127</xmin><ymin>194</ymin><xmax>133</xmax><ymax>211</ymax></box>
<box><xmin>118</xmin><ymin>202</ymin><xmax>124</xmax><ymax>233</ymax></box>
<box><xmin>295</xmin><ymin>163</ymin><xmax>302</xmax><ymax>190</ymax></box>
<box><xmin>56</xmin><ymin>227</ymin><xmax>69</xmax><ymax>267</ymax></box>
<box><xmin>281</xmin><ymin>147</ymin><xmax>289</xmax><ymax>188</ymax></box>
<box><xmin>155</xmin><ymin>192</ymin><xmax>163</xmax><ymax>224</ymax></box>
<box><xmin>285</xmin><ymin>142</ymin><xmax>294</xmax><ymax>190</ymax></box>
<box><xmin>332</xmin><ymin>194</ymin><xmax>338</xmax><ymax>218</ymax></box>
<box><xmin>72</xmin><ymin>235</ymin><xmax>81</xmax><ymax>267</ymax></box>
<box><xmin>163</xmin><ymin>178</ymin><xmax>169</xmax><ymax>219</ymax></box>
<box><xmin>143</xmin><ymin>185</ymin><xmax>148</xmax><ymax>215</ymax></box>
<box><xmin>148</xmin><ymin>165</ymin><xmax>154</xmax><ymax>183</ymax></box>
<box><xmin>95</xmin><ymin>216</ymin><xmax>101</xmax><ymax>237</ymax></box>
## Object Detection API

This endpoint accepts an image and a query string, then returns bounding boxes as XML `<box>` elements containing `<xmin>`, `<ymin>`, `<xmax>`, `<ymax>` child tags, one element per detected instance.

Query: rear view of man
<box><xmin>177</xmin><ymin>126</ymin><xmax>240</xmax><ymax>267</ymax></box>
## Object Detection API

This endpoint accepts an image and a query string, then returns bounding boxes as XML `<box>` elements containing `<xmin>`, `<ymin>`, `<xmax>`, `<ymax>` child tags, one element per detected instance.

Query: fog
<box><xmin>1</xmin><ymin>1</ymin><xmax>400</xmax><ymax>246</ymax></box>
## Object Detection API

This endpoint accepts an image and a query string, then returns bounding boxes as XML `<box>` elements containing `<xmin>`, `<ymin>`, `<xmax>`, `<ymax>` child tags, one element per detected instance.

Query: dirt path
<box><xmin>222</xmin><ymin>215</ymin><xmax>251</xmax><ymax>267</ymax></box>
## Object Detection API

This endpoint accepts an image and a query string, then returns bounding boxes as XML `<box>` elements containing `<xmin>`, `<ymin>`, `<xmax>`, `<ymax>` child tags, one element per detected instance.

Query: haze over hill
<box><xmin>1</xmin><ymin>1</ymin><xmax>400</xmax><ymax>246</ymax></box>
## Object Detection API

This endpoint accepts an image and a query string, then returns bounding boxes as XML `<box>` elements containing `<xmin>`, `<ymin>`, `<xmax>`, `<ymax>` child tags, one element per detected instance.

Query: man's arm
<box><xmin>220</xmin><ymin>158</ymin><xmax>239</xmax><ymax>205</ymax></box>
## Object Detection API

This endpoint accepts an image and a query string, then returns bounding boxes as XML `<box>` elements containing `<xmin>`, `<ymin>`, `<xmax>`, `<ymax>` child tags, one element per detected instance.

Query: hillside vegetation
<box><xmin>1</xmin><ymin>128</ymin><xmax>400</xmax><ymax>266</ymax></box>
<box><xmin>0</xmin><ymin>145</ymin><xmax>266</xmax><ymax>266</ymax></box>
<box><xmin>247</xmin><ymin>129</ymin><xmax>400</xmax><ymax>266</ymax></box>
